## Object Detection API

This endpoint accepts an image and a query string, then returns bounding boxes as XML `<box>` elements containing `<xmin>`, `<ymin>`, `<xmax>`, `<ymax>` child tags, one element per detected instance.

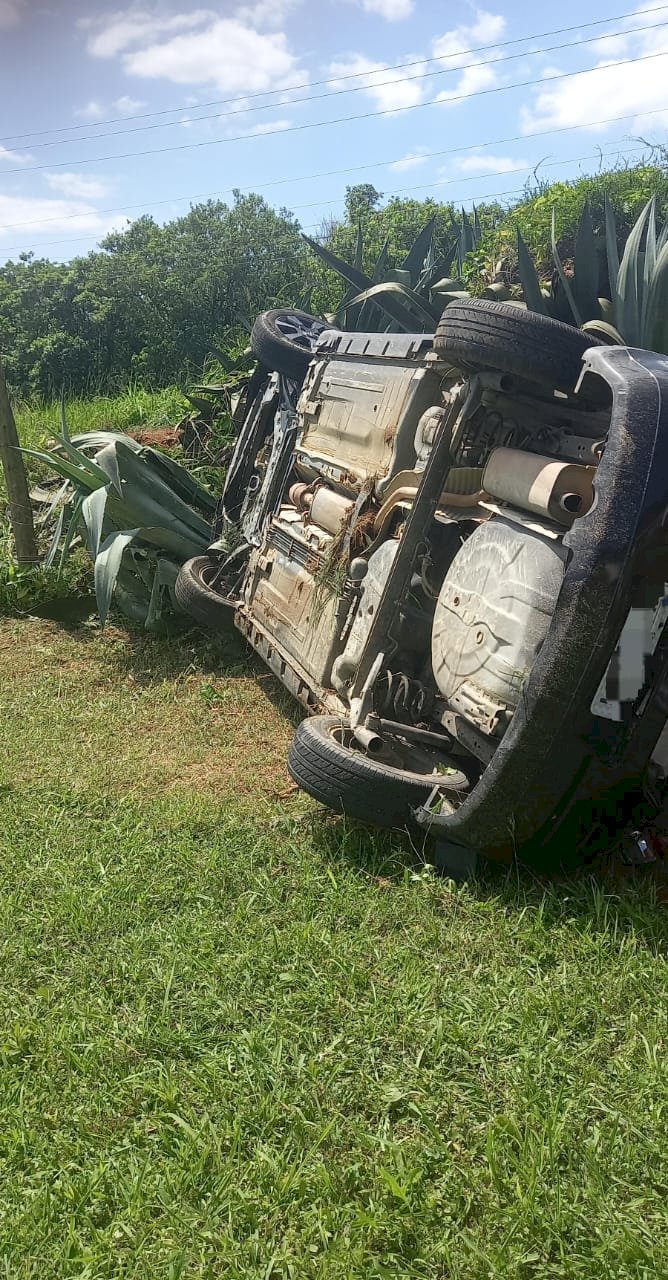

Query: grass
<box><xmin>0</xmin><ymin>610</ymin><xmax>666</xmax><ymax>1278</ymax></box>
<box><xmin>13</xmin><ymin>384</ymin><xmax>188</xmax><ymax>455</ymax></box>
<box><xmin>1</xmin><ymin>384</ymin><xmax>208</xmax><ymax>617</ymax></box>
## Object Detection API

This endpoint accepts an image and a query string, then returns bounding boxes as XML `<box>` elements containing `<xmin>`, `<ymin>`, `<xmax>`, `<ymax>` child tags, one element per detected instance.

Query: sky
<box><xmin>0</xmin><ymin>0</ymin><xmax>667</xmax><ymax>263</ymax></box>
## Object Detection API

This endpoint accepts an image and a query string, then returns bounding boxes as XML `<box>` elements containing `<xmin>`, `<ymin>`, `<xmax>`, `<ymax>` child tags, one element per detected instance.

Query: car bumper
<box><xmin>415</xmin><ymin>346</ymin><xmax>668</xmax><ymax>864</ymax></box>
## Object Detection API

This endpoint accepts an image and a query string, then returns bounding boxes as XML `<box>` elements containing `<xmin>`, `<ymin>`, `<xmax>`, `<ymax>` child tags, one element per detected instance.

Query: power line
<box><xmin>7</xmin><ymin>17</ymin><xmax>668</xmax><ymax>156</ymax></box>
<box><xmin>0</xmin><ymin>146</ymin><xmax>648</xmax><ymax>256</ymax></box>
<box><xmin>0</xmin><ymin>140</ymin><xmax>643</xmax><ymax>234</ymax></box>
<box><xmin>4</xmin><ymin>52</ymin><xmax>668</xmax><ymax>179</ymax></box>
<box><xmin>4</xmin><ymin>3</ymin><xmax>667</xmax><ymax>146</ymax></box>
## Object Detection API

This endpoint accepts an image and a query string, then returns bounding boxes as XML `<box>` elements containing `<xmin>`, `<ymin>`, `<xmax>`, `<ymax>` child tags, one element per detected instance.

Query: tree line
<box><xmin>2</xmin><ymin>163</ymin><xmax>668</xmax><ymax>401</ymax></box>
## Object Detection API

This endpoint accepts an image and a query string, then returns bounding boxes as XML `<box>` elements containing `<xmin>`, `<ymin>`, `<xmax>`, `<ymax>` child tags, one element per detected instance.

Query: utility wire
<box><xmin>0</xmin><ymin>141</ymin><xmax>643</xmax><ymax>233</ymax></box>
<box><xmin>4</xmin><ymin>49</ymin><xmax>668</xmax><ymax>178</ymax></box>
<box><xmin>3</xmin><ymin>2</ymin><xmax>667</xmax><ymax>145</ymax></box>
<box><xmin>0</xmin><ymin>147</ymin><xmax>647</xmax><ymax>256</ymax></box>
<box><xmin>7</xmin><ymin>17</ymin><xmax>668</xmax><ymax>155</ymax></box>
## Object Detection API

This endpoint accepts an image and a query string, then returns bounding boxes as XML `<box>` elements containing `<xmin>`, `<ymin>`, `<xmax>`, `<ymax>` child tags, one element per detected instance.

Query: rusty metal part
<box><xmin>371</xmin><ymin>467</ymin><xmax>486</xmax><ymax>536</ymax></box>
<box><xmin>482</xmin><ymin>447</ymin><xmax>595</xmax><ymax>527</ymax></box>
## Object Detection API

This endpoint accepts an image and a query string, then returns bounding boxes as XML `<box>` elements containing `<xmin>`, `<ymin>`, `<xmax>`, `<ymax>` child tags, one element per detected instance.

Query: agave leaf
<box><xmin>386</xmin><ymin>268</ymin><xmax>412</xmax><ymax>286</ymax></box>
<box><xmin>551</xmin><ymin>208</ymin><xmax>582</xmax><ymax>327</ymax></box>
<box><xmin>430</xmin><ymin>276</ymin><xmax>466</xmax><ymax>293</ymax></box>
<box><xmin>52</xmin><ymin>433</ymin><xmax>112</xmax><ymax>483</ymax></box>
<box><xmin>103</xmin><ymin>441</ymin><xmax>213</xmax><ymax>536</ymax></box>
<box><xmin>20</xmin><ymin>447</ymin><xmax>103</xmax><ymax>493</ymax></box>
<box><xmin>517</xmin><ymin>229</ymin><xmax>548</xmax><ymax>316</ymax></box>
<box><xmin>146</xmin><ymin>557</ymin><xmax>180</xmax><ymax>630</ymax></box>
<box><xmin>615</xmin><ymin>196</ymin><xmax>654</xmax><ymax>346</ymax></box>
<box><xmin>106</xmin><ymin>480</ymin><xmax>207</xmax><ymax>555</ymax></box>
<box><xmin>302</xmin><ymin>234</ymin><xmax>372</xmax><ymax>293</ymax></box>
<box><xmin>581</xmin><ymin>319</ymin><xmax>625</xmax><ymax>346</ymax></box>
<box><xmin>371</xmin><ymin>238</ymin><xmax>391</xmax><ymax>283</ymax></box>
<box><xmin>643</xmin><ymin>238</ymin><xmax>668</xmax><ymax>355</ymax></box>
<box><xmin>71</xmin><ymin>431</ymin><xmax>142</xmax><ymax>454</ymax></box>
<box><xmin>345</xmin><ymin>281</ymin><xmax>439</xmax><ymax>330</ymax></box>
<box><xmin>34</xmin><ymin>478</ymin><xmax>71</xmax><ymax>527</ymax></box>
<box><xmin>573</xmin><ymin>200</ymin><xmax>600</xmax><ymax>322</ymax></box>
<box><xmin>44</xmin><ymin>504</ymin><xmax>66</xmax><ymax>570</ymax></box>
<box><xmin>430</xmin><ymin>291</ymin><xmax>470</xmax><ymax>310</ymax></box>
<box><xmin>95</xmin><ymin>529</ymin><xmax>141</xmax><ymax>627</ymax></box>
<box><xmin>473</xmin><ymin>205</ymin><xmax>482</xmax><ymax>242</ymax></box>
<box><xmin>401</xmin><ymin>216</ymin><xmax>436</xmax><ymax>287</ymax></box>
<box><xmin>657</xmin><ymin>215</ymin><xmax>668</xmax><ymax>255</ymax></box>
<box><xmin>82</xmin><ymin>485</ymin><xmax>111</xmax><ymax>560</ymax></box>
<box><xmin>416</xmin><ymin>256</ymin><xmax>450</xmax><ymax>295</ymax></box>
<box><xmin>604</xmin><ymin>195</ymin><xmax>620</xmax><ymax>301</ymax></box>
<box><xmin>58</xmin><ymin>491</ymin><xmax>85</xmax><ymax>573</ymax></box>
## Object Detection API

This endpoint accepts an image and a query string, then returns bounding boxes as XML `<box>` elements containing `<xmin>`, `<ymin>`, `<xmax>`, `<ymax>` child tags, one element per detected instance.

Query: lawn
<box><xmin>0</xmin><ymin>609</ymin><xmax>665</xmax><ymax>1279</ymax></box>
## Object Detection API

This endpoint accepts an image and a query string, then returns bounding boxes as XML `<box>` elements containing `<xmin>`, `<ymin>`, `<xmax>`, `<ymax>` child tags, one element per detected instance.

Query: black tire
<box><xmin>174</xmin><ymin>556</ymin><xmax>237</xmax><ymax>633</ymax></box>
<box><xmin>288</xmin><ymin>715</ymin><xmax>469</xmax><ymax>831</ymax></box>
<box><xmin>434</xmin><ymin>298</ymin><xmax>600</xmax><ymax>392</ymax></box>
<box><xmin>250</xmin><ymin>308</ymin><xmax>328</xmax><ymax>381</ymax></box>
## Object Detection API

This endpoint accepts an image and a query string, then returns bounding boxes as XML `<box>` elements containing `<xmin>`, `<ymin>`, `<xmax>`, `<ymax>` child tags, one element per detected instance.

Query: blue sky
<box><xmin>0</xmin><ymin>0</ymin><xmax>667</xmax><ymax>262</ymax></box>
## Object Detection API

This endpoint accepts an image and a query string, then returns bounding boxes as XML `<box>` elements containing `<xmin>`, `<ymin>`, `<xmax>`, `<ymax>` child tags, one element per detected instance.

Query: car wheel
<box><xmin>250</xmin><ymin>308</ymin><xmax>328</xmax><ymax>381</ymax></box>
<box><xmin>434</xmin><ymin>298</ymin><xmax>601</xmax><ymax>392</ymax></box>
<box><xmin>287</xmin><ymin>715</ymin><xmax>470</xmax><ymax>831</ymax></box>
<box><xmin>175</xmin><ymin>556</ymin><xmax>238</xmax><ymax>633</ymax></box>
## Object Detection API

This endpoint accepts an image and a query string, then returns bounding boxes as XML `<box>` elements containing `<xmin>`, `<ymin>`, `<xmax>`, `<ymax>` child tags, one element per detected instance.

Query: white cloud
<box><xmin>521</xmin><ymin>7</ymin><xmax>668</xmax><ymax>133</ymax></box>
<box><xmin>113</xmin><ymin>95</ymin><xmax>146</xmax><ymax>115</ymax></box>
<box><xmin>81</xmin><ymin>9</ymin><xmax>213</xmax><ymax>59</ymax></box>
<box><xmin>239</xmin><ymin>0</ymin><xmax>303</xmax><ymax>24</ymax></box>
<box><xmin>0</xmin><ymin>0</ymin><xmax>24</xmax><ymax>28</ymax></box>
<box><xmin>122</xmin><ymin>18</ymin><xmax>302</xmax><ymax>95</ymax></box>
<box><xmin>454</xmin><ymin>152</ymin><xmax>528</xmax><ymax>175</ymax></box>
<box><xmin>328</xmin><ymin>53</ymin><xmax>424</xmax><ymax>112</ymax></box>
<box><xmin>0</xmin><ymin>194</ymin><xmax>125</xmax><ymax>240</ymax></box>
<box><xmin>76</xmin><ymin>100</ymin><xmax>105</xmax><ymax>120</ymax></box>
<box><xmin>432</xmin><ymin>10</ymin><xmax>506</xmax><ymax>106</ymax></box>
<box><xmin>0</xmin><ymin>144</ymin><xmax>34</xmax><ymax>164</ymax></box>
<box><xmin>80</xmin><ymin>8</ymin><xmax>303</xmax><ymax>96</ymax></box>
<box><xmin>388</xmin><ymin>148</ymin><xmax>429</xmax><ymax>172</ymax></box>
<box><xmin>358</xmin><ymin>0</ymin><xmax>413</xmax><ymax>20</ymax></box>
<box><xmin>44</xmin><ymin>173</ymin><xmax>114</xmax><ymax>200</ymax></box>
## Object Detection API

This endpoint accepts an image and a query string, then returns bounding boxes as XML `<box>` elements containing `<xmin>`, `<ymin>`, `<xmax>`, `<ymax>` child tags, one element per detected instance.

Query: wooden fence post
<box><xmin>0</xmin><ymin>357</ymin><xmax>37</xmax><ymax>564</ymax></box>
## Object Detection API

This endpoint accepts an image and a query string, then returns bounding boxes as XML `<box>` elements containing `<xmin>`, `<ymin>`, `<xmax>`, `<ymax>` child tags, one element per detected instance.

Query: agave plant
<box><xmin>591</xmin><ymin>195</ymin><xmax>668</xmax><ymax>352</ymax></box>
<box><xmin>23</xmin><ymin>410</ymin><xmax>215</xmax><ymax>630</ymax></box>
<box><xmin>516</xmin><ymin>200</ymin><xmax>603</xmax><ymax>327</ymax></box>
<box><xmin>517</xmin><ymin>196</ymin><xmax>668</xmax><ymax>355</ymax></box>
<box><xmin>304</xmin><ymin>210</ymin><xmax>504</xmax><ymax>335</ymax></box>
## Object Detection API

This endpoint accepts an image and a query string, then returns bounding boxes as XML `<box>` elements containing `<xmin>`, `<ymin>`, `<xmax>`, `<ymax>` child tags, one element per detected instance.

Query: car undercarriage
<box><xmin>176</xmin><ymin>300</ymin><xmax>668</xmax><ymax>872</ymax></box>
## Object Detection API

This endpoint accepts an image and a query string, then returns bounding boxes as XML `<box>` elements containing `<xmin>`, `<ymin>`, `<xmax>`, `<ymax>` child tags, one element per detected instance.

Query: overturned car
<box><xmin>176</xmin><ymin>300</ymin><xmax>668</xmax><ymax>871</ymax></box>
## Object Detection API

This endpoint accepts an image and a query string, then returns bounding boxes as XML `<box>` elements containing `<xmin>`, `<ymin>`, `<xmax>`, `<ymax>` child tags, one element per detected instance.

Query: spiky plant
<box><xmin>517</xmin><ymin>196</ymin><xmax>668</xmax><ymax>355</ymax></box>
<box><xmin>23</xmin><ymin>409</ymin><xmax>215</xmax><ymax>630</ymax></box>
<box><xmin>304</xmin><ymin>211</ymin><xmax>506</xmax><ymax>335</ymax></box>
<box><xmin>516</xmin><ymin>200</ymin><xmax>603</xmax><ymax>327</ymax></box>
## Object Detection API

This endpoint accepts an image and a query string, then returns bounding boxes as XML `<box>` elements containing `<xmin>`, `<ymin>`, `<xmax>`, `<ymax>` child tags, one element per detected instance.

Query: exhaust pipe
<box><xmin>352</xmin><ymin>723</ymin><xmax>385</xmax><ymax>755</ymax></box>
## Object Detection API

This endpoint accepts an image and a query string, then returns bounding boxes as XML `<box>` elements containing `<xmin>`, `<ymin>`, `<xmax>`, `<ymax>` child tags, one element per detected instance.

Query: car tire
<box><xmin>174</xmin><ymin>556</ymin><xmax>238</xmax><ymax>633</ymax></box>
<box><xmin>434</xmin><ymin>298</ymin><xmax>600</xmax><ymax>392</ymax></box>
<box><xmin>288</xmin><ymin>715</ymin><xmax>469</xmax><ymax>831</ymax></box>
<box><xmin>250</xmin><ymin>308</ymin><xmax>328</xmax><ymax>381</ymax></box>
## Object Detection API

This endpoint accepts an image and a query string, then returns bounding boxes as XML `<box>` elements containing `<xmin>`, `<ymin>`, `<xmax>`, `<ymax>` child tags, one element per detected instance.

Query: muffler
<box><xmin>482</xmin><ymin>447</ymin><xmax>595</xmax><ymax>526</ymax></box>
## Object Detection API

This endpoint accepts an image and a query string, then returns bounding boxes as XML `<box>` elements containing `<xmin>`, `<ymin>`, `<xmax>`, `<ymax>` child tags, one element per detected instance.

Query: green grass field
<box><xmin>0</xmin><ymin>611</ymin><xmax>666</xmax><ymax>1278</ymax></box>
<box><xmin>13</xmin><ymin>384</ymin><xmax>188</xmax><ymax>454</ymax></box>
